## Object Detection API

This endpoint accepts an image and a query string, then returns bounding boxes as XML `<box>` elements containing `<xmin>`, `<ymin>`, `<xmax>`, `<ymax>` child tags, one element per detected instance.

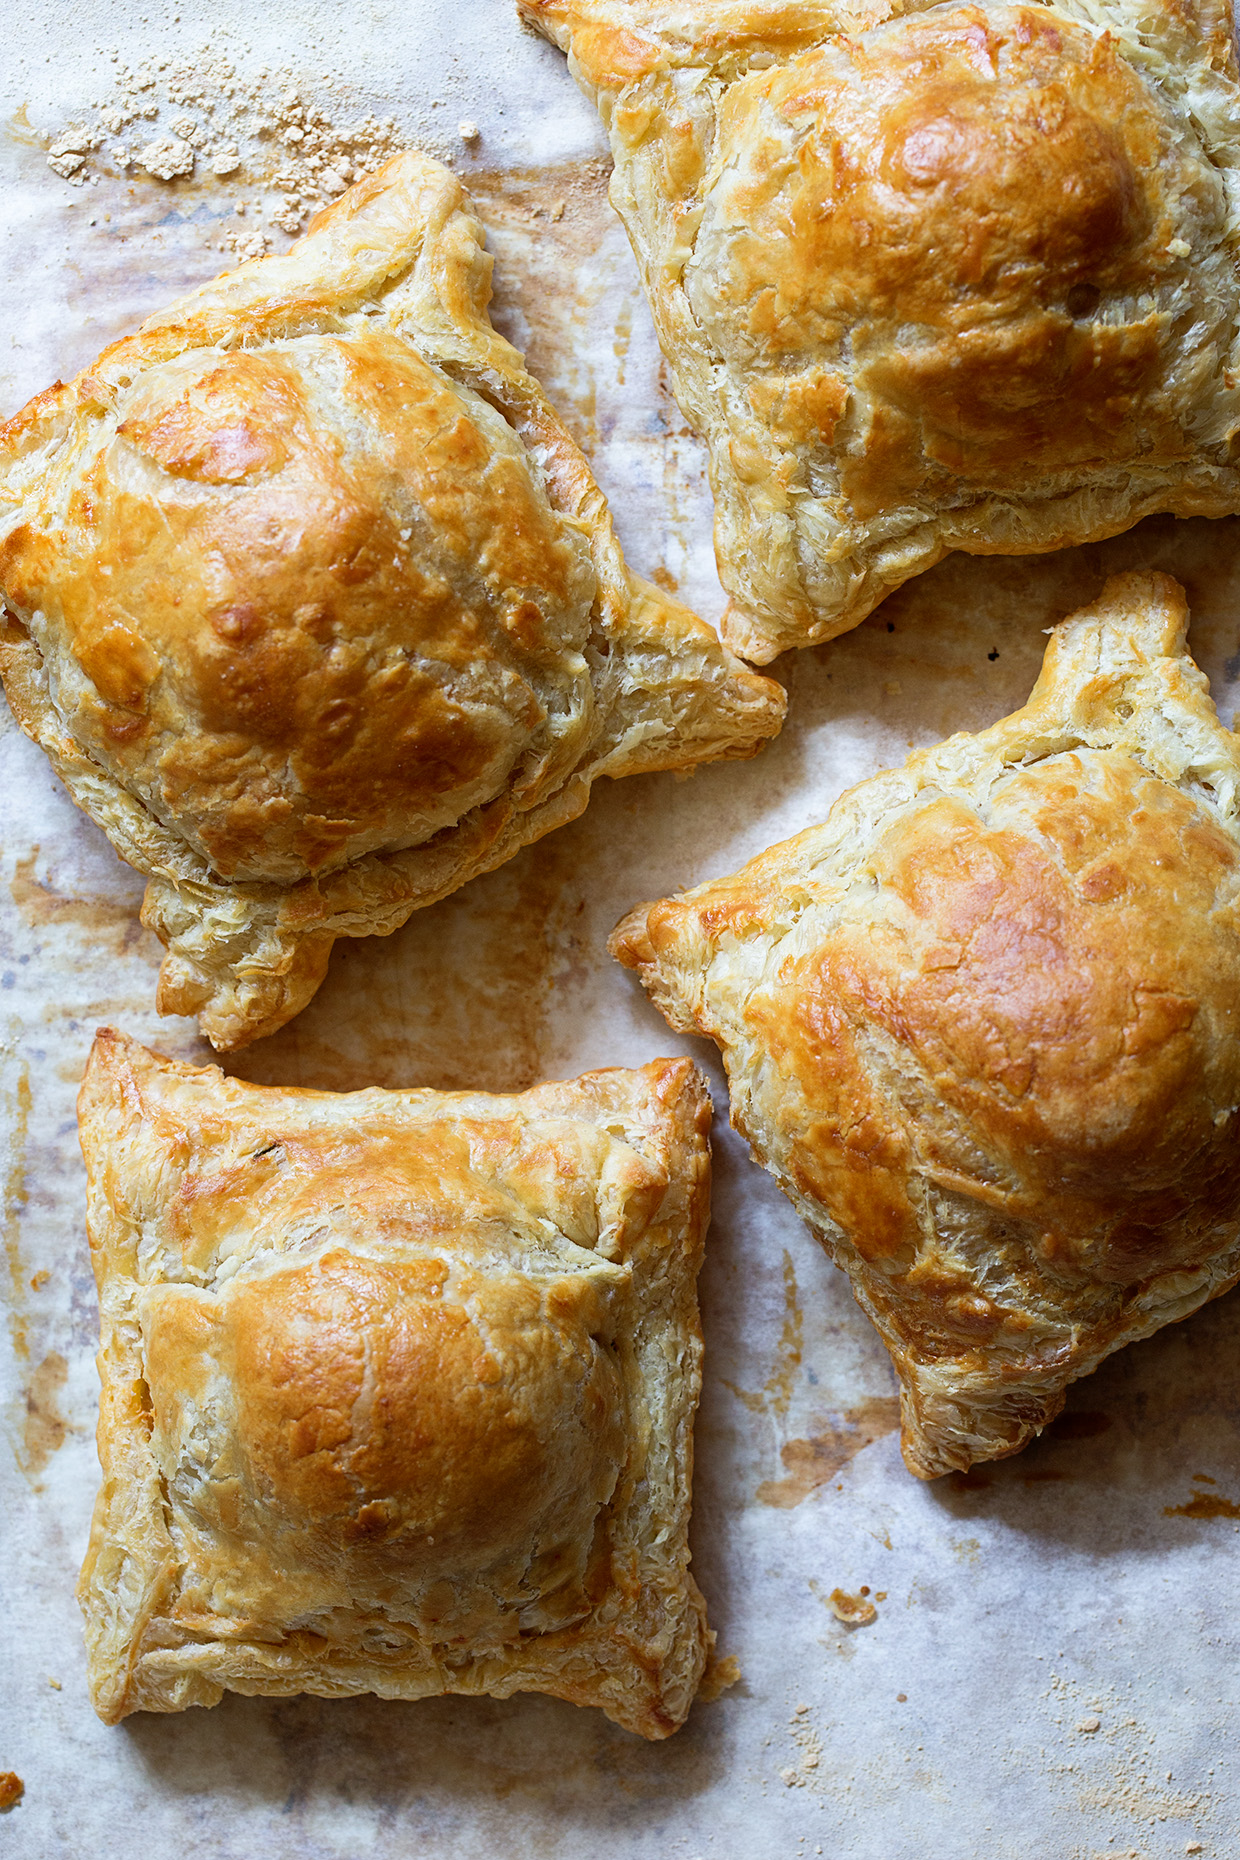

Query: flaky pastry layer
<box><xmin>77</xmin><ymin>1031</ymin><xmax>714</xmax><ymax>1737</ymax></box>
<box><xmin>612</xmin><ymin>570</ymin><xmax>1240</xmax><ymax>1475</ymax></box>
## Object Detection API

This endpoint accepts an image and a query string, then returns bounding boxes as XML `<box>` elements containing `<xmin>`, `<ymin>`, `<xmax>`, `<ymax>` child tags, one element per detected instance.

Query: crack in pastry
<box><xmin>610</xmin><ymin>570</ymin><xmax>1240</xmax><ymax>1476</ymax></box>
<box><xmin>77</xmin><ymin>1029</ymin><xmax>714</xmax><ymax>1738</ymax></box>
<box><xmin>521</xmin><ymin>0</ymin><xmax>1240</xmax><ymax>659</ymax></box>
<box><xmin>0</xmin><ymin>149</ymin><xmax>784</xmax><ymax>1049</ymax></box>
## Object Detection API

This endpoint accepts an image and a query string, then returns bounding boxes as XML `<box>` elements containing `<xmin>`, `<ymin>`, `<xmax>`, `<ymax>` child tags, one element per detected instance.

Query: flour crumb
<box><xmin>38</xmin><ymin>35</ymin><xmax>420</xmax><ymax>238</ymax></box>
<box><xmin>458</xmin><ymin>118</ymin><xmax>480</xmax><ymax>142</ymax></box>
<box><xmin>783</xmin><ymin>1701</ymin><xmax>823</xmax><ymax>1787</ymax></box>
<box><xmin>169</xmin><ymin>114</ymin><xmax>207</xmax><ymax>147</ymax></box>
<box><xmin>136</xmin><ymin>134</ymin><xmax>195</xmax><ymax>180</ymax></box>
<box><xmin>47</xmin><ymin>128</ymin><xmax>99</xmax><ymax>177</ymax></box>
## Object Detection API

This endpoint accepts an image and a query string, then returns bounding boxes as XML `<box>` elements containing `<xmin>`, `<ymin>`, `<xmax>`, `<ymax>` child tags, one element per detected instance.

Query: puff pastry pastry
<box><xmin>77</xmin><ymin>1029</ymin><xmax>713</xmax><ymax>1737</ymax></box>
<box><xmin>612</xmin><ymin>570</ymin><xmax>1240</xmax><ymax>1475</ymax></box>
<box><xmin>0</xmin><ymin>151</ymin><xmax>784</xmax><ymax>1049</ymax></box>
<box><xmin>522</xmin><ymin>0</ymin><xmax>1240</xmax><ymax>661</ymax></box>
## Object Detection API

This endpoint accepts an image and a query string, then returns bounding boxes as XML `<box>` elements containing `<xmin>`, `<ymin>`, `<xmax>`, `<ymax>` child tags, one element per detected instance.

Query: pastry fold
<box><xmin>522</xmin><ymin>0</ymin><xmax>1240</xmax><ymax>659</ymax></box>
<box><xmin>0</xmin><ymin>150</ymin><xmax>784</xmax><ymax>1047</ymax></box>
<box><xmin>612</xmin><ymin>570</ymin><xmax>1240</xmax><ymax>1475</ymax></box>
<box><xmin>77</xmin><ymin>1030</ymin><xmax>714</xmax><ymax>1737</ymax></box>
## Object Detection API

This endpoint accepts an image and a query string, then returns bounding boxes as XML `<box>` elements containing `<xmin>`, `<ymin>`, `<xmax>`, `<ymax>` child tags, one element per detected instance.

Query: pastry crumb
<box><xmin>697</xmin><ymin>1650</ymin><xmax>741</xmax><ymax>1701</ymax></box>
<box><xmin>0</xmin><ymin>1774</ymin><xmax>23</xmax><ymax>1812</ymax></box>
<box><xmin>829</xmin><ymin>1587</ymin><xmax>877</xmax><ymax>1626</ymax></box>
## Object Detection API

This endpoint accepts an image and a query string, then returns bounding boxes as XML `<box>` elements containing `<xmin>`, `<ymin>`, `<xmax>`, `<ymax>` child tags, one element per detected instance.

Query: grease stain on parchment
<box><xmin>723</xmin><ymin>1249</ymin><xmax>802</xmax><ymax>1420</ymax></box>
<box><xmin>1164</xmin><ymin>1489</ymin><xmax>1240</xmax><ymax>1521</ymax></box>
<box><xmin>756</xmin><ymin>1397</ymin><xmax>902</xmax><ymax>1508</ymax></box>
<box><xmin>22</xmin><ymin>1349</ymin><xmax>68</xmax><ymax>1474</ymax></box>
<box><xmin>229</xmin><ymin>832</ymin><xmax>584</xmax><ymax>1095</ymax></box>
<box><xmin>470</xmin><ymin>160</ymin><xmax>615</xmax><ymax>453</ymax></box>
<box><xmin>0</xmin><ymin>1064</ymin><xmax>70</xmax><ymax>1483</ymax></box>
<box><xmin>1047</xmin><ymin>1409</ymin><xmax>1113</xmax><ymax>1442</ymax></box>
<box><xmin>5</xmin><ymin>103</ymin><xmax>39</xmax><ymax>147</ymax></box>
<box><xmin>10</xmin><ymin>852</ymin><xmax>144</xmax><ymax>953</ymax></box>
<box><xmin>3</xmin><ymin>1061</ymin><xmax>32</xmax><ymax>1363</ymax></box>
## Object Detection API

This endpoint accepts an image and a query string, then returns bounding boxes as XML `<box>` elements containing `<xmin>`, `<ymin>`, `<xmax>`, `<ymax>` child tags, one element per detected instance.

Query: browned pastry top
<box><xmin>740</xmin><ymin>750</ymin><xmax>1240</xmax><ymax>1290</ymax></box>
<box><xmin>1</xmin><ymin>315</ymin><xmax>599</xmax><ymax>884</ymax></box>
<box><xmin>692</xmin><ymin>6</ymin><xmax>1191</xmax><ymax>512</ymax></box>
<box><xmin>522</xmin><ymin>0</ymin><xmax>1240</xmax><ymax>656</ymax></box>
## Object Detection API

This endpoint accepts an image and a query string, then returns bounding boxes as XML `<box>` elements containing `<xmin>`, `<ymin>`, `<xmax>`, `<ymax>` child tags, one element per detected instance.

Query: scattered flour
<box><xmin>37</xmin><ymin>33</ymin><xmax>444</xmax><ymax>258</ymax></box>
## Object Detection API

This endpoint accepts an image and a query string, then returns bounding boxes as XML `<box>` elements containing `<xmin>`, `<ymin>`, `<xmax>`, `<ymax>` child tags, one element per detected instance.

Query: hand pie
<box><xmin>612</xmin><ymin>570</ymin><xmax>1240</xmax><ymax>1477</ymax></box>
<box><xmin>0</xmin><ymin>151</ymin><xmax>784</xmax><ymax>1050</ymax></box>
<box><xmin>522</xmin><ymin>0</ymin><xmax>1240</xmax><ymax>661</ymax></box>
<box><xmin>77</xmin><ymin>1029</ymin><xmax>713</xmax><ymax>1738</ymax></box>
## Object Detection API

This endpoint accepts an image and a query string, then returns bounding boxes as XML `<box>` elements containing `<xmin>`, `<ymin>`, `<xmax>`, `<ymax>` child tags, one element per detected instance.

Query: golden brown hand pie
<box><xmin>611</xmin><ymin>570</ymin><xmax>1240</xmax><ymax>1476</ymax></box>
<box><xmin>77</xmin><ymin>1029</ymin><xmax>714</xmax><ymax>1737</ymax></box>
<box><xmin>0</xmin><ymin>151</ymin><xmax>784</xmax><ymax>1050</ymax></box>
<box><xmin>521</xmin><ymin>0</ymin><xmax>1240</xmax><ymax>661</ymax></box>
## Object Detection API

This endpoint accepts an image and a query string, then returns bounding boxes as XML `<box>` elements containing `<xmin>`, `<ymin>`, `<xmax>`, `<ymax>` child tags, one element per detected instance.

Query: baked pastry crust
<box><xmin>77</xmin><ymin>1029</ymin><xmax>713</xmax><ymax>1737</ymax></box>
<box><xmin>0</xmin><ymin>150</ymin><xmax>784</xmax><ymax>1049</ymax></box>
<box><xmin>612</xmin><ymin>570</ymin><xmax>1240</xmax><ymax>1475</ymax></box>
<box><xmin>522</xmin><ymin>0</ymin><xmax>1240</xmax><ymax>661</ymax></box>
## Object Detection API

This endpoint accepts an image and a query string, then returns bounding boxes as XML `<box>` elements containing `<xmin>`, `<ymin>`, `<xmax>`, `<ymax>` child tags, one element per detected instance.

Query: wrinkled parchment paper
<box><xmin>3</xmin><ymin>3</ymin><xmax>1240</xmax><ymax>1854</ymax></box>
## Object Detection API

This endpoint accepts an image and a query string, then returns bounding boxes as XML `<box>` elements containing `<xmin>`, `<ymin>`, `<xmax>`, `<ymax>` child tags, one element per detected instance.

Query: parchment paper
<box><xmin>3</xmin><ymin>4</ymin><xmax>1240</xmax><ymax>1855</ymax></box>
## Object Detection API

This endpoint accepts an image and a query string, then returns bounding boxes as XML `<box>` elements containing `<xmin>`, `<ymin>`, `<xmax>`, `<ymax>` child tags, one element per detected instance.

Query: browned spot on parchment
<box><xmin>5</xmin><ymin>103</ymin><xmax>40</xmax><ymax>148</ymax></box>
<box><xmin>1165</xmin><ymin>1490</ymin><xmax>1240</xmax><ymax>1520</ymax></box>
<box><xmin>23</xmin><ymin>1351</ymin><xmax>69</xmax><ymax>1474</ymax></box>
<box><xmin>10</xmin><ymin>852</ymin><xmax>142</xmax><ymax>949</ymax></box>
<box><xmin>757</xmin><ymin>1396</ymin><xmax>901</xmax><ymax>1509</ymax></box>
<box><xmin>1047</xmin><ymin>1409</ymin><xmax>1113</xmax><ymax>1442</ymax></box>
<box><xmin>3</xmin><ymin>1065</ymin><xmax>31</xmax><ymax>1363</ymax></box>
<box><xmin>470</xmin><ymin>160</ymin><xmax>615</xmax><ymax>454</ymax></box>
<box><xmin>724</xmin><ymin>1250</ymin><xmax>803</xmax><ymax>1421</ymax></box>
<box><xmin>228</xmin><ymin>830</ymin><xmax>585</xmax><ymax>1095</ymax></box>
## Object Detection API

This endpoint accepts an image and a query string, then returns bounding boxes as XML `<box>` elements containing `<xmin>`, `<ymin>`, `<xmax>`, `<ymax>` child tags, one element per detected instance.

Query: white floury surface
<box><xmin>2</xmin><ymin>3</ymin><xmax>1240</xmax><ymax>1856</ymax></box>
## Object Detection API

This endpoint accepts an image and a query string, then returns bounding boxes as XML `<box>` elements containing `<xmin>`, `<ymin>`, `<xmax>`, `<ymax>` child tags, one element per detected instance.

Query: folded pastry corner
<box><xmin>522</xmin><ymin>0</ymin><xmax>1240</xmax><ymax>659</ymax></box>
<box><xmin>611</xmin><ymin>569</ymin><xmax>1240</xmax><ymax>1476</ymax></box>
<box><xmin>0</xmin><ymin>149</ymin><xmax>784</xmax><ymax>1049</ymax></box>
<box><xmin>77</xmin><ymin>1027</ymin><xmax>714</xmax><ymax>1737</ymax></box>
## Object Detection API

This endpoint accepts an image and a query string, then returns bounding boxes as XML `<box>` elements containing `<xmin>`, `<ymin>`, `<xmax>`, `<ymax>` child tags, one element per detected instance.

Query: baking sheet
<box><xmin>3</xmin><ymin>3</ymin><xmax>1240</xmax><ymax>1854</ymax></box>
